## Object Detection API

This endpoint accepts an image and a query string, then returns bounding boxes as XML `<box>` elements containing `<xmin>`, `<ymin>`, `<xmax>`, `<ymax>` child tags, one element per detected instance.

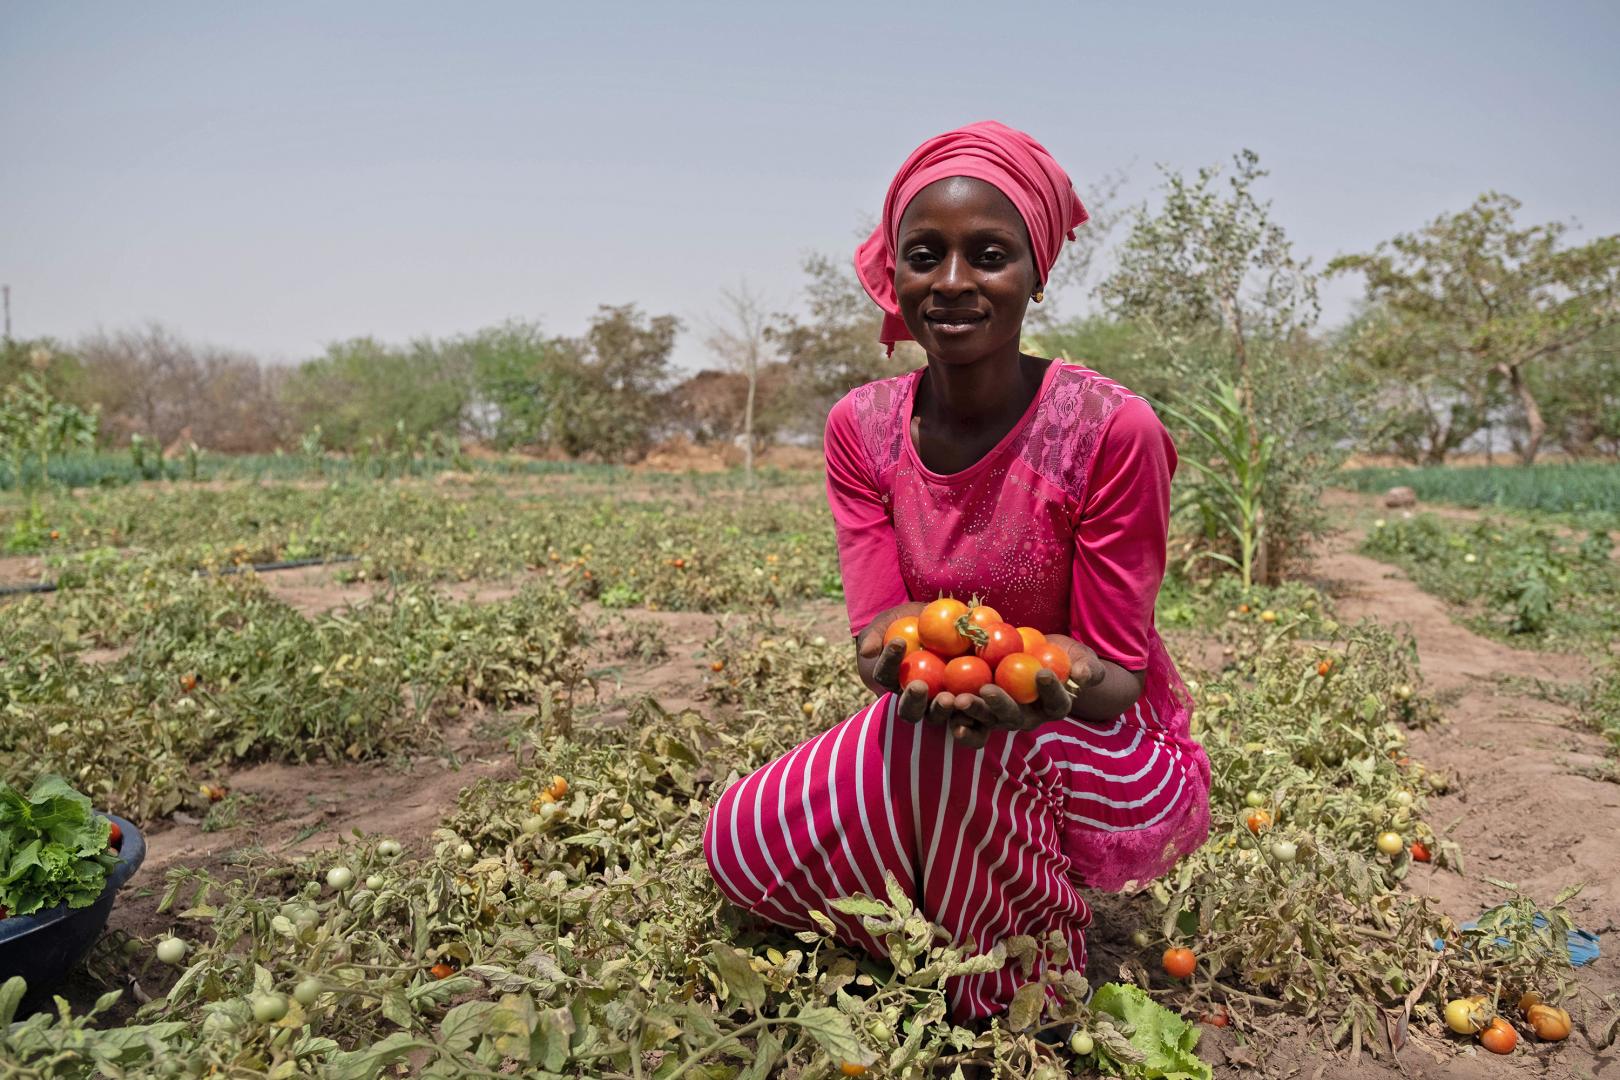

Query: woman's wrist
<box><xmin>1066</xmin><ymin>658</ymin><xmax>1145</xmax><ymax>722</ymax></box>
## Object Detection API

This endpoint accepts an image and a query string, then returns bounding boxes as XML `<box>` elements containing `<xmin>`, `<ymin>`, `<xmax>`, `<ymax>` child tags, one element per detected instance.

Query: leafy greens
<box><xmin>0</xmin><ymin>774</ymin><xmax>116</xmax><ymax>918</ymax></box>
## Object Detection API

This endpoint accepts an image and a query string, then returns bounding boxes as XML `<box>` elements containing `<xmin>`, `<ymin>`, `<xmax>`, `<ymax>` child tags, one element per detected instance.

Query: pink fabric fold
<box><xmin>854</xmin><ymin>121</ymin><xmax>1089</xmax><ymax>353</ymax></box>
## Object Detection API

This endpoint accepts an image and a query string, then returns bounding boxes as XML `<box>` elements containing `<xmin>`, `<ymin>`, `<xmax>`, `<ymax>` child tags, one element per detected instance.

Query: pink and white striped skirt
<box><xmin>702</xmin><ymin>693</ymin><xmax>1211</xmax><ymax>1021</ymax></box>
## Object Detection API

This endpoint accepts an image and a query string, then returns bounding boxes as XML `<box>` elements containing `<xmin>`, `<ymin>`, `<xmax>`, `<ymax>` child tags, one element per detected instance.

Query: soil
<box><xmin>37</xmin><ymin>491</ymin><xmax>1620</xmax><ymax>1076</ymax></box>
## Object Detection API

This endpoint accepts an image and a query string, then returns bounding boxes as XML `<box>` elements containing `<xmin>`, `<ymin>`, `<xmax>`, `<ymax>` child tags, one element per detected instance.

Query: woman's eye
<box><xmin>977</xmin><ymin>249</ymin><xmax>1007</xmax><ymax>264</ymax></box>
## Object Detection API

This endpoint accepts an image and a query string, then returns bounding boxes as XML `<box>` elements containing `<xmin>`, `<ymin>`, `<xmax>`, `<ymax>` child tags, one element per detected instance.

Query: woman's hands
<box><xmin>856</xmin><ymin>608</ymin><xmax>1108</xmax><ymax>748</ymax></box>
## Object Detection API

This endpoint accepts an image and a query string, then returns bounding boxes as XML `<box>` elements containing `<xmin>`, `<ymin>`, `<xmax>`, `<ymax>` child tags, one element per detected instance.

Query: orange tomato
<box><xmin>977</xmin><ymin>622</ymin><xmax>1023</xmax><ymax>669</ymax></box>
<box><xmin>943</xmin><ymin>656</ymin><xmax>992</xmax><ymax>696</ymax></box>
<box><xmin>994</xmin><ymin>653</ymin><xmax>1043</xmax><ymax>704</ymax></box>
<box><xmin>1525</xmin><ymin>1004</ymin><xmax>1570</xmax><ymax>1041</ymax></box>
<box><xmin>884</xmin><ymin>616</ymin><xmax>922</xmax><ymax>656</ymax></box>
<box><xmin>1316</xmin><ymin>659</ymin><xmax>1333</xmax><ymax>677</ymax></box>
<box><xmin>966</xmin><ymin>604</ymin><xmax>1002</xmax><ymax>632</ymax></box>
<box><xmin>839</xmin><ymin>1065</ymin><xmax>868</xmax><ymax>1078</ymax></box>
<box><xmin>1016</xmin><ymin>626</ymin><xmax>1047</xmax><ymax>652</ymax></box>
<box><xmin>1031</xmin><ymin>643</ymin><xmax>1072</xmax><ymax>683</ymax></box>
<box><xmin>898</xmin><ymin>650</ymin><xmax>947</xmax><ymax>699</ymax></box>
<box><xmin>918</xmin><ymin>598</ymin><xmax>971</xmax><ymax>657</ymax></box>
<box><xmin>1161</xmin><ymin>947</ymin><xmax>1196</xmax><ymax>980</ymax></box>
<box><xmin>1479</xmin><ymin>1017</ymin><xmax>1518</xmax><ymax>1054</ymax></box>
<box><xmin>429</xmin><ymin>961</ymin><xmax>455</xmax><ymax>980</ymax></box>
<box><xmin>1244</xmin><ymin>808</ymin><xmax>1273</xmax><ymax>834</ymax></box>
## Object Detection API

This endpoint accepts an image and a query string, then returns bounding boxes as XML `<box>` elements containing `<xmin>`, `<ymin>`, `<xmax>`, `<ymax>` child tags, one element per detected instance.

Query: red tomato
<box><xmin>977</xmin><ymin>622</ymin><xmax>1022</xmax><ymax>669</ymax></box>
<box><xmin>1161</xmin><ymin>947</ymin><xmax>1196</xmax><ymax>980</ymax></box>
<box><xmin>943</xmin><ymin>656</ymin><xmax>992</xmax><ymax>696</ymax></box>
<box><xmin>966</xmin><ymin>604</ymin><xmax>1002</xmax><ymax>632</ymax></box>
<box><xmin>1031</xmin><ymin>643</ymin><xmax>1072</xmax><ymax>683</ymax></box>
<box><xmin>108</xmin><ymin>820</ymin><xmax>122</xmax><ymax>850</ymax></box>
<box><xmin>918</xmin><ymin>599</ymin><xmax>971</xmax><ymax>657</ymax></box>
<box><xmin>898</xmin><ymin>650</ymin><xmax>947</xmax><ymax>699</ymax></box>
<box><xmin>1410</xmin><ymin>840</ymin><xmax>1431</xmax><ymax>863</ymax></box>
<box><xmin>884</xmin><ymin>616</ymin><xmax>921</xmax><ymax>656</ymax></box>
<box><xmin>429</xmin><ymin>961</ymin><xmax>456</xmax><ymax>980</ymax></box>
<box><xmin>1016</xmin><ymin>626</ymin><xmax>1047</xmax><ymax>653</ymax></box>
<box><xmin>1480</xmin><ymin>1017</ymin><xmax>1518</xmax><ymax>1054</ymax></box>
<box><xmin>994</xmin><ymin>653</ymin><xmax>1043</xmax><ymax>705</ymax></box>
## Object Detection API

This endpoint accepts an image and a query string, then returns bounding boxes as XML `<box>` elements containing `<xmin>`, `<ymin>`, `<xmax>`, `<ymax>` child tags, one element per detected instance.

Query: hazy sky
<box><xmin>3</xmin><ymin>1</ymin><xmax>1617</xmax><ymax>372</ymax></box>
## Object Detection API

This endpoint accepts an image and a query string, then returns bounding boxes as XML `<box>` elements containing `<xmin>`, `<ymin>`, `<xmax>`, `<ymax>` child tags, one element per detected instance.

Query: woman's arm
<box><xmin>824</xmin><ymin>396</ymin><xmax>910</xmax><ymax>637</ymax></box>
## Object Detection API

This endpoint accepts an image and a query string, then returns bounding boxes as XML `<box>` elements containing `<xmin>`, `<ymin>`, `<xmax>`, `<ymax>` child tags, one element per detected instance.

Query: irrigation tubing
<box><xmin>0</xmin><ymin>555</ymin><xmax>359</xmax><ymax>598</ymax></box>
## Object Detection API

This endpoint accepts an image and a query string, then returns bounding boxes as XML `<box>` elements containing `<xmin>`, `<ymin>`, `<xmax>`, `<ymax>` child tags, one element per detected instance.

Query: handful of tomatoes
<box><xmin>885</xmin><ymin>597</ymin><xmax>1072</xmax><ymax>705</ymax></box>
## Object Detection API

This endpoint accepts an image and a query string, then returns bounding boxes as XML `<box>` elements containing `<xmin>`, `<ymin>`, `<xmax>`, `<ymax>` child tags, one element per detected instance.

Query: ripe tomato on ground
<box><xmin>1161</xmin><ymin>947</ymin><xmax>1196</xmax><ymax>980</ymax></box>
<box><xmin>898</xmin><ymin>651</ymin><xmax>947</xmax><ymax>699</ymax></box>
<box><xmin>943</xmin><ymin>656</ymin><xmax>992</xmax><ymax>696</ymax></box>
<box><xmin>1410</xmin><ymin>840</ymin><xmax>1431</xmax><ymax>863</ymax></box>
<box><xmin>884</xmin><ymin>616</ymin><xmax>922</xmax><ymax>656</ymax></box>
<box><xmin>994</xmin><ymin>653</ymin><xmax>1044</xmax><ymax>704</ymax></box>
<box><xmin>1030</xmin><ymin>643</ymin><xmax>1071</xmax><ymax>683</ymax></box>
<box><xmin>918</xmin><ymin>599</ymin><xmax>971</xmax><ymax>657</ymax></box>
<box><xmin>1015</xmin><ymin>626</ymin><xmax>1047</xmax><ymax>653</ymax></box>
<box><xmin>1479</xmin><ymin>1017</ymin><xmax>1518</xmax><ymax>1054</ymax></box>
<box><xmin>976</xmin><ymin>622</ymin><xmax>1023</xmax><ymax>670</ymax></box>
<box><xmin>429</xmin><ymin>961</ymin><xmax>456</xmax><ymax>980</ymax></box>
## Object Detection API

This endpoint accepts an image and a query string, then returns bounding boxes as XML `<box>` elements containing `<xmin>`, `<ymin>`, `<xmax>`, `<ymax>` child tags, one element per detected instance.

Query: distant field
<box><xmin>1338</xmin><ymin>461</ymin><xmax>1620</xmax><ymax>514</ymax></box>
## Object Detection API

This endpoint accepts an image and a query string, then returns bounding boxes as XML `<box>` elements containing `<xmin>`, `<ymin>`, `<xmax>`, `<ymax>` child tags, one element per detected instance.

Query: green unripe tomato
<box><xmin>326</xmin><ymin>866</ymin><xmax>354</xmax><ymax>890</ymax></box>
<box><xmin>521</xmin><ymin>815</ymin><xmax>545</xmax><ymax>835</ymax></box>
<box><xmin>1243</xmin><ymin>790</ymin><xmax>1265</xmax><ymax>808</ymax></box>
<box><xmin>457</xmin><ymin>842</ymin><xmax>476</xmax><ymax>863</ymax></box>
<box><xmin>1070</xmin><ymin>1030</ymin><xmax>1095</xmax><ymax>1056</ymax></box>
<box><xmin>1393</xmin><ymin>790</ymin><xmax>1414</xmax><ymax>807</ymax></box>
<box><xmin>1270</xmin><ymin>840</ymin><xmax>1298</xmax><ymax>863</ymax></box>
<box><xmin>155</xmin><ymin>937</ymin><xmax>187</xmax><ymax>964</ymax></box>
<box><xmin>251</xmin><ymin>992</ymin><xmax>288</xmax><ymax>1023</ymax></box>
<box><xmin>1376</xmin><ymin>831</ymin><xmax>1404</xmax><ymax>856</ymax></box>
<box><xmin>365</xmin><ymin>874</ymin><xmax>384</xmax><ymax>891</ymax></box>
<box><xmin>293</xmin><ymin>977</ymin><xmax>322</xmax><ymax>1007</ymax></box>
<box><xmin>377</xmin><ymin>839</ymin><xmax>402</xmax><ymax>858</ymax></box>
<box><xmin>1130</xmin><ymin>929</ymin><xmax>1152</xmax><ymax>948</ymax></box>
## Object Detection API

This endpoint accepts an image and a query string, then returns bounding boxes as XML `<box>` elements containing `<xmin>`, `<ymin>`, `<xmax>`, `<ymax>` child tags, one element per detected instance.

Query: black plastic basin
<box><xmin>0</xmin><ymin>814</ymin><xmax>146</xmax><ymax>1016</ymax></box>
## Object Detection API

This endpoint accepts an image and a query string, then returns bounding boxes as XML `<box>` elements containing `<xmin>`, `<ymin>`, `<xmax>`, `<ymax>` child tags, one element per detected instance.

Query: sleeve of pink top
<box><xmin>824</xmin><ymin>396</ymin><xmax>911</xmax><ymax>639</ymax></box>
<box><xmin>1069</xmin><ymin>396</ymin><xmax>1176</xmax><ymax>670</ymax></box>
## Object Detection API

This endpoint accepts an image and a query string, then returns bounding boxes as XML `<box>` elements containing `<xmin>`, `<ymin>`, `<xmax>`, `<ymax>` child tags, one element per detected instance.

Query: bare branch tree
<box><xmin>703</xmin><ymin>282</ymin><xmax>774</xmax><ymax>484</ymax></box>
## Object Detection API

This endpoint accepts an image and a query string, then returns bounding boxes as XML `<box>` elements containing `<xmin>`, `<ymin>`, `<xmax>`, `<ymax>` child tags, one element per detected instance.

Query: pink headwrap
<box><xmin>854</xmin><ymin>120</ymin><xmax>1089</xmax><ymax>354</ymax></box>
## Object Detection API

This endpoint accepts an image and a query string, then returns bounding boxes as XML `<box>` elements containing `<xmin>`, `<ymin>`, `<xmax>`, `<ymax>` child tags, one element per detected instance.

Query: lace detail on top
<box><xmin>846</xmin><ymin>373</ymin><xmax>912</xmax><ymax>482</ymax></box>
<box><xmin>1005</xmin><ymin>365</ymin><xmax>1133</xmax><ymax>507</ymax></box>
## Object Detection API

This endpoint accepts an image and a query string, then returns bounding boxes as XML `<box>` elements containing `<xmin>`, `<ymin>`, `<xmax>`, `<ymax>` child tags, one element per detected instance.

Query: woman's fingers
<box><xmin>1035</xmin><ymin>668</ymin><xmax>1073</xmax><ymax>719</ymax></box>
<box><xmin>871</xmin><ymin>639</ymin><xmax>906</xmax><ymax>690</ymax></box>
<box><xmin>978</xmin><ymin>684</ymin><xmax>1024</xmax><ymax>728</ymax></box>
<box><xmin>897</xmin><ymin>680</ymin><xmax>930</xmax><ymax>723</ymax></box>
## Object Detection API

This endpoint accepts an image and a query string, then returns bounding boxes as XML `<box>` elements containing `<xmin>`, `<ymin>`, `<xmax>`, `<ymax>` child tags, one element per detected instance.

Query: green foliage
<box><xmin>281</xmin><ymin>337</ymin><xmax>469</xmax><ymax>452</ymax></box>
<box><xmin>1332</xmin><ymin>192</ymin><xmax>1620</xmax><ymax>464</ymax></box>
<box><xmin>1100</xmin><ymin>151</ymin><xmax>1358</xmax><ymax>580</ymax></box>
<box><xmin>1338</xmin><ymin>461</ymin><xmax>1620</xmax><ymax>514</ymax></box>
<box><xmin>0</xmin><ymin>774</ymin><xmax>116</xmax><ymax>916</ymax></box>
<box><xmin>1360</xmin><ymin>513</ymin><xmax>1620</xmax><ymax>651</ymax></box>
<box><xmin>1158</xmin><ymin>380</ymin><xmax>1274</xmax><ymax>589</ymax></box>
<box><xmin>0</xmin><ymin>372</ymin><xmax>99</xmax><ymax>494</ymax></box>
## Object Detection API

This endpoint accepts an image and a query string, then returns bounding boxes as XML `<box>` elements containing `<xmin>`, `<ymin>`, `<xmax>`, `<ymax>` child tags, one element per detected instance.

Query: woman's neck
<box><xmin>917</xmin><ymin>349</ymin><xmax>1046</xmax><ymax>429</ymax></box>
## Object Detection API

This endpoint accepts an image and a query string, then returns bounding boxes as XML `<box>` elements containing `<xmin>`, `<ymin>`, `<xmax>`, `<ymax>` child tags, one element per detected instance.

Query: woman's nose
<box><xmin>933</xmin><ymin>251</ymin><xmax>974</xmax><ymax>296</ymax></box>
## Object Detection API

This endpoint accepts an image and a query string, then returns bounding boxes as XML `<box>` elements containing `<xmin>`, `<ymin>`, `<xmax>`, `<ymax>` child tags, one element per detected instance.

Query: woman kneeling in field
<box><xmin>703</xmin><ymin>121</ymin><xmax>1211</xmax><ymax>1023</ymax></box>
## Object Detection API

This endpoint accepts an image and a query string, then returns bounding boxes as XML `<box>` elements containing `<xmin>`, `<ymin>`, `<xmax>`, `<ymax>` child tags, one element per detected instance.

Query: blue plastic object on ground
<box><xmin>1430</xmin><ymin>911</ymin><xmax>1600</xmax><ymax>966</ymax></box>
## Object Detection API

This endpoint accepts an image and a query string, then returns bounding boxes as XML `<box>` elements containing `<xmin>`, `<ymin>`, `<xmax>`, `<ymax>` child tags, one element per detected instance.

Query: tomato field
<box><xmin>2</xmin><ymin>465</ymin><xmax>1616</xmax><ymax>1079</ymax></box>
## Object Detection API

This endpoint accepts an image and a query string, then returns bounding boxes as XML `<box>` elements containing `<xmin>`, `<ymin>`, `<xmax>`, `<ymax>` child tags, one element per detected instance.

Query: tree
<box><xmin>1330</xmin><ymin>193</ymin><xmax>1620</xmax><ymax>464</ymax></box>
<box><xmin>767</xmin><ymin>253</ymin><xmax>916</xmax><ymax>440</ymax></box>
<box><xmin>1100</xmin><ymin>150</ymin><xmax>1342</xmax><ymax>583</ymax></box>
<box><xmin>703</xmin><ymin>283</ymin><xmax>775</xmax><ymax>483</ymax></box>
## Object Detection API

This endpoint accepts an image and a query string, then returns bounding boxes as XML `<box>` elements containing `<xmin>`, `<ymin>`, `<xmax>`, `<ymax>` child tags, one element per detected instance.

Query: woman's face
<box><xmin>894</xmin><ymin>176</ymin><xmax>1040</xmax><ymax>366</ymax></box>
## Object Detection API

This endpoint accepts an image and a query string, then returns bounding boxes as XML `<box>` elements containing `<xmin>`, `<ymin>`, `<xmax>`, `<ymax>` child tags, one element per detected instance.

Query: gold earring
<box><xmin>1032</xmin><ymin>289</ymin><xmax>1044</xmax><ymax>303</ymax></box>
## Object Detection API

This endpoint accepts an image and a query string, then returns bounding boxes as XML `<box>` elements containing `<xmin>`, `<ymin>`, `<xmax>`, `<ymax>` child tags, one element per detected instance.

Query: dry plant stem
<box><xmin>1211</xmin><ymin>979</ymin><xmax>1285</xmax><ymax>1008</ymax></box>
